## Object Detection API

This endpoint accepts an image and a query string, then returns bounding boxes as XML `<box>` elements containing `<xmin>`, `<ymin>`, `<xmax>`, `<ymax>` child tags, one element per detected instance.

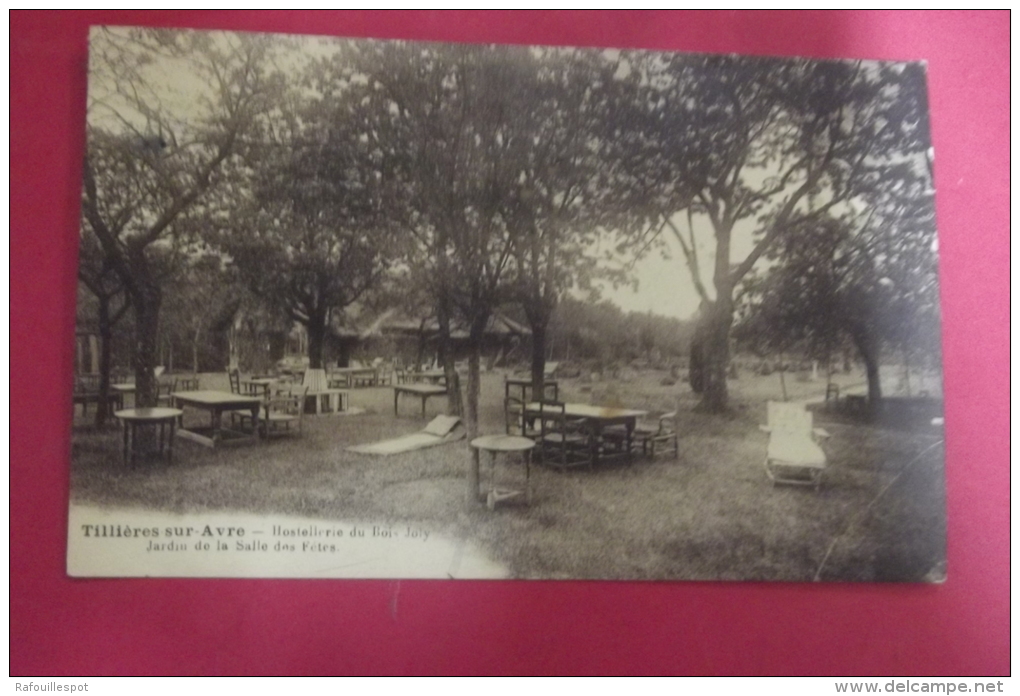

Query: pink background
<box><xmin>11</xmin><ymin>11</ymin><xmax>1009</xmax><ymax>675</ymax></box>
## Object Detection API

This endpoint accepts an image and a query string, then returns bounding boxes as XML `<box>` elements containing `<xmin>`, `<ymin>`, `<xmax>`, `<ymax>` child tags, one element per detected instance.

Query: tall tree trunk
<box><xmin>133</xmin><ymin>285</ymin><xmax>161</xmax><ymax>408</ymax></box>
<box><xmin>465</xmin><ymin>322</ymin><xmax>485</xmax><ymax>503</ymax></box>
<box><xmin>192</xmin><ymin>328</ymin><xmax>201</xmax><ymax>374</ymax></box>
<box><xmin>95</xmin><ymin>295</ymin><xmax>113</xmax><ymax>428</ymax></box>
<box><xmin>699</xmin><ymin>302</ymin><xmax>733</xmax><ymax>413</ymax></box>
<box><xmin>437</xmin><ymin>293</ymin><xmax>463</xmax><ymax>417</ymax></box>
<box><xmin>851</xmin><ymin>326</ymin><xmax>883</xmax><ymax>408</ymax></box>
<box><xmin>777</xmin><ymin>352</ymin><xmax>788</xmax><ymax>402</ymax></box>
<box><xmin>862</xmin><ymin>349</ymin><xmax>882</xmax><ymax>407</ymax></box>
<box><xmin>306</xmin><ymin>309</ymin><xmax>326</xmax><ymax>369</ymax></box>
<box><xmin>530</xmin><ymin>317</ymin><xmax>548</xmax><ymax>403</ymax></box>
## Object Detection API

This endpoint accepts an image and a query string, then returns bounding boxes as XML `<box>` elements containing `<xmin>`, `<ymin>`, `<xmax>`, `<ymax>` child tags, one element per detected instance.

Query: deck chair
<box><xmin>760</xmin><ymin>401</ymin><xmax>830</xmax><ymax>490</ymax></box>
<box><xmin>347</xmin><ymin>415</ymin><xmax>464</xmax><ymax>455</ymax></box>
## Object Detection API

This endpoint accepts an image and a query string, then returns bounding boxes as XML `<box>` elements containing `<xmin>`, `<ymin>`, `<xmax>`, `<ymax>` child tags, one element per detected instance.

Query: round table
<box><xmin>114</xmin><ymin>408</ymin><xmax>184</xmax><ymax>466</ymax></box>
<box><xmin>470</xmin><ymin>435</ymin><xmax>536</xmax><ymax>510</ymax></box>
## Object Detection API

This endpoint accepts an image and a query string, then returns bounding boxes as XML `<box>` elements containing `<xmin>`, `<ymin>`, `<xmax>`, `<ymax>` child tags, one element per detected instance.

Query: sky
<box><xmin>596</xmin><ymin>211</ymin><xmax>764</xmax><ymax>322</ymax></box>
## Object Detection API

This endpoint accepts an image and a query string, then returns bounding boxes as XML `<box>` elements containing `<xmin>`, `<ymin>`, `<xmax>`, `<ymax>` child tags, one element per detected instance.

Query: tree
<box><xmin>81</xmin><ymin>28</ymin><xmax>283</xmax><ymax>406</ymax></box>
<box><xmin>623</xmin><ymin>54</ymin><xmax>932</xmax><ymax>411</ymax></box>
<box><xmin>502</xmin><ymin>48</ymin><xmax>631</xmax><ymax>399</ymax></box>
<box><xmin>76</xmin><ymin>230</ymin><xmax>131</xmax><ymax>427</ymax></box>
<box><xmin>735</xmin><ymin>158</ymin><xmax>940</xmax><ymax>407</ymax></box>
<box><xmin>224</xmin><ymin>89</ymin><xmax>393</xmax><ymax>370</ymax></box>
<box><xmin>327</xmin><ymin>40</ymin><xmax>528</xmax><ymax>498</ymax></box>
<box><xmin>158</xmin><ymin>252</ymin><xmax>240</xmax><ymax>373</ymax></box>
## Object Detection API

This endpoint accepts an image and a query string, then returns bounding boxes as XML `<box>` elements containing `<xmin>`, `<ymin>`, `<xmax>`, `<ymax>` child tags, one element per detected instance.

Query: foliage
<box><xmin>223</xmin><ymin>83</ymin><xmax>394</xmax><ymax>369</ymax></box>
<box><xmin>614</xmin><ymin>54</ymin><xmax>935</xmax><ymax>411</ymax></box>
<box><xmin>547</xmin><ymin>297</ymin><xmax>695</xmax><ymax>367</ymax></box>
<box><xmin>81</xmin><ymin>28</ymin><xmax>286</xmax><ymax>405</ymax></box>
<box><xmin>736</xmin><ymin>160</ymin><xmax>940</xmax><ymax>403</ymax></box>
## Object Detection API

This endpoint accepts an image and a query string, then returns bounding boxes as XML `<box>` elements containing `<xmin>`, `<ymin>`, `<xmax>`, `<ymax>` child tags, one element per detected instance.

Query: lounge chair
<box><xmin>348</xmin><ymin>415</ymin><xmax>464</xmax><ymax>456</ymax></box>
<box><xmin>760</xmin><ymin>401</ymin><xmax>830</xmax><ymax>490</ymax></box>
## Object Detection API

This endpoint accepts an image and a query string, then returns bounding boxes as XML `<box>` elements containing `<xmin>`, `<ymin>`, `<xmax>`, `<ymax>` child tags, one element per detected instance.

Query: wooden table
<box><xmin>393</xmin><ymin>383</ymin><xmax>448</xmax><ymax>417</ymax></box>
<box><xmin>524</xmin><ymin>402</ymin><xmax>648</xmax><ymax>465</ymax></box>
<box><xmin>471</xmin><ymin>434</ymin><xmax>536</xmax><ymax>509</ymax></box>
<box><xmin>114</xmin><ymin>407</ymin><xmax>184</xmax><ymax>465</ymax></box>
<box><xmin>171</xmin><ymin>390</ymin><xmax>263</xmax><ymax>448</ymax></box>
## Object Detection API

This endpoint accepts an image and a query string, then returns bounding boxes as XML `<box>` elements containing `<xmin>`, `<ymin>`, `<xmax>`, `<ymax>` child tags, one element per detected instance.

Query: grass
<box><xmin>69</xmin><ymin>367</ymin><xmax>946</xmax><ymax>581</ymax></box>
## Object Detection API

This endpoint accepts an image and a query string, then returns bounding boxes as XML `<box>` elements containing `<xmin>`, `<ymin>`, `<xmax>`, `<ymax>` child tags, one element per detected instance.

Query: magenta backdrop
<box><xmin>11</xmin><ymin>11</ymin><xmax>1009</xmax><ymax>675</ymax></box>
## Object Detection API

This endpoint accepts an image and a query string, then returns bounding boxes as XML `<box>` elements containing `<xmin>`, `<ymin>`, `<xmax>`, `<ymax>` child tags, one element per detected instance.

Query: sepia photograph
<box><xmin>68</xmin><ymin>25</ymin><xmax>946</xmax><ymax>582</ymax></box>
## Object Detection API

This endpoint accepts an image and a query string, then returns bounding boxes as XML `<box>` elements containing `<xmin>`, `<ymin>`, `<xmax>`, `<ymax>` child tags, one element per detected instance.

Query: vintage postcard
<box><xmin>69</xmin><ymin>26</ymin><xmax>945</xmax><ymax>581</ymax></box>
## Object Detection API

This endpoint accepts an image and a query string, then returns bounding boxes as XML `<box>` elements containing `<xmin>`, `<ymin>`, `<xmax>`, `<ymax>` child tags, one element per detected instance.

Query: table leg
<box><xmin>525</xmin><ymin>449</ymin><xmax>532</xmax><ymax>504</ymax></box>
<box><xmin>212</xmin><ymin>408</ymin><xmax>222</xmax><ymax>446</ymax></box>
<box><xmin>626</xmin><ymin>420</ymin><xmax>634</xmax><ymax>465</ymax></box>
<box><xmin>250</xmin><ymin>403</ymin><xmax>260</xmax><ymax>444</ymax></box>
<box><xmin>394</xmin><ymin>390</ymin><xmax>399</xmax><ymax>416</ymax></box>
<box><xmin>168</xmin><ymin>420</ymin><xmax>175</xmax><ymax>464</ymax></box>
<box><xmin>122</xmin><ymin>420</ymin><xmax>130</xmax><ymax>466</ymax></box>
<box><xmin>487</xmin><ymin>451</ymin><xmax>497</xmax><ymax>510</ymax></box>
<box><xmin>421</xmin><ymin>395</ymin><xmax>426</xmax><ymax>418</ymax></box>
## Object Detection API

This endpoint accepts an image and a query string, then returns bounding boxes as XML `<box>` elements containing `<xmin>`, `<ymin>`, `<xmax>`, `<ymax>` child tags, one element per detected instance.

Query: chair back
<box><xmin>767</xmin><ymin>401</ymin><xmax>813</xmax><ymax>434</ymax></box>
<box><xmin>176</xmin><ymin>375</ymin><xmax>200</xmax><ymax>391</ymax></box>
<box><xmin>156</xmin><ymin>377</ymin><xmax>177</xmax><ymax>402</ymax></box>
<box><xmin>536</xmin><ymin>400</ymin><xmax>579</xmax><ymax>436</ymax></box>
<box><xmin>75</xmin><ymin>373</ymin><xmax>100</xmax><ymax>394</ymax></box>
<box><xmin>228</xmin><ymin>370</ymin><xmax>241</xmax><ymax>394</ymax></box>
<box><xmin>272</xmin><ymin>386</ymin><xmax>307</xmax><ymax>415</ymax></box>
<box><xmin>505</xmin><ymin>395</ymin><xmax>525</xmax><ymax>435</ymax></box>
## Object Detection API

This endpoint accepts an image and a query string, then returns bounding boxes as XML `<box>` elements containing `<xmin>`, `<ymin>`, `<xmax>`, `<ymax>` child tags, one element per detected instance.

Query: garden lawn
<box><xmin>69</xmin><ymin>368</ymin><xmax>946</xmax><ymax>581</ymax></box>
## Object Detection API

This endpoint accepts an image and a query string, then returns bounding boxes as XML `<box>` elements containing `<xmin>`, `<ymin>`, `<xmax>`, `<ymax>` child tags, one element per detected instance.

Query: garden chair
<box><xmin>760</xmin><ymin>401</ymin><xmax>830</xmax><ymax>490</ymax></box>
<box><xmin>156</xmin><ymin>377</ymin><xmax>177</xmax><ymax>407</ymax></box>
<box><xmin>504</xmin><ymin>394</ymin><xmax>525</xmax><ymax>436</ymax></box>
<box><xmin>258</xmin><ymin>387</ymin><xmax>308</xmax><ymax>440</ymax></box>
<box><xmin>605</xmin><ymin>410</ymin><xmax>679</xmax><ymax>459</ymax></box>
<box><xmin>375</xmin><ymin>361</ymin><xmax>393</xmax><ymax>386</ymax></box>
<box><xmin>175</xmin><ymin>375</ymin><xmax>200</xmax><ymax>391</ymax></box>
<box><xmin>226</xmin><ymin>369</ymin><xmax>253</xmax><ymax>425</ymax></box>
<box><xmin>72</xmin><ymin>374</ymin><xmax>104</xmax><ymax>416</ymax></box>
<box><xmin>537</xmin><ymin>400</ymin><xmax>592</xmax><ymax>471</ymax></box>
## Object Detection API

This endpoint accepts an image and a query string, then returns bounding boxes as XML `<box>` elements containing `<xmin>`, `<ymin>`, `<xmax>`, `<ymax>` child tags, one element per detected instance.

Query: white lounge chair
<box><xmin>760</xmin><ymin>401</ymin><xmax>830</xmax><ymax>490</ymax></box>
